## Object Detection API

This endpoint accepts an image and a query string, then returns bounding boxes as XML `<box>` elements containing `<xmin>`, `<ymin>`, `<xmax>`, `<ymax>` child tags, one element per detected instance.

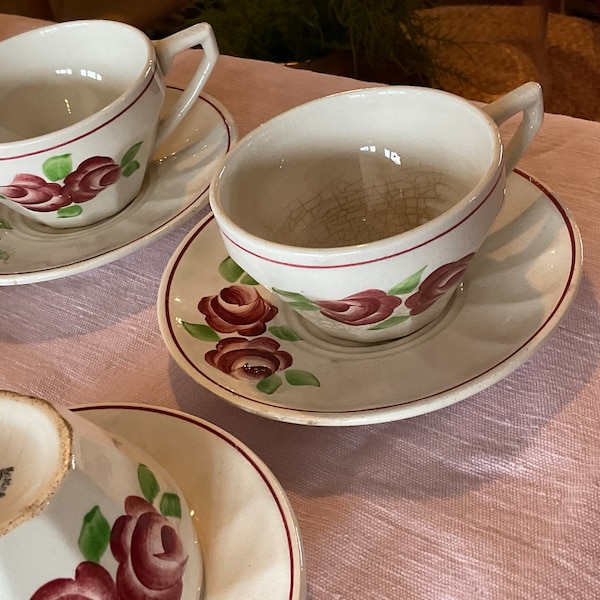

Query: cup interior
<box><xmin>0</xmin><ymin>21</ymin><xmax>151</xmax><ymax>142</ymax></box>
<box><xmin>0</xmin><ymin>394</ymin><xmax>70</xmax><ymax>535</ymax></box>
<box><xmin>213</xmin><ymin>87</ymin><xmax>500</xmax><ymax>249</ymax></box>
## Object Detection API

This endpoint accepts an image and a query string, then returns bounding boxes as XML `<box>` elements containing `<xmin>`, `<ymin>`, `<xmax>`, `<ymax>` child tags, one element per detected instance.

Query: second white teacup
<box><xmin>0</xmin><ymin>19</ymin><xmax>218</xmax><ymax>228</ymax></box>
<box><xmin>209</xmin><ymin>82</ymin><xmax>543</xmax><ymax>343</ymax></box>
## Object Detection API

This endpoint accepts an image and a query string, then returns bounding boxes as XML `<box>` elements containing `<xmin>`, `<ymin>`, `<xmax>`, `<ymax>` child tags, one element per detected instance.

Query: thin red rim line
<box><xmin>221</xmin><ymin>168</ymin><xmax>504</xmax><ymax>270</ymax></box>
<box><xmin>0</xmin><ymin>64</ymin><xmax>157</xmax><ymax>161</ymax></box>
<box><xmin>74</xmin><ymin>404</ymin><xmax>298</xmax><ymax>600</ymax></box>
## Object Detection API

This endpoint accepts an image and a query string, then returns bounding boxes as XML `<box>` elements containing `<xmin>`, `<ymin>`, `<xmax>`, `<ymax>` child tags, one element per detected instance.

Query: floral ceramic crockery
<box><xmin>0</xmin><ymin>143</ymin><xmax>142</xmax><ymax>220</ymax></box>
<box><xmin>210</xmin><ymin>83</ymin><xmax>543</xmax><ymax>342</ymax></box>
<box><xmin>181</xmin><ymin>252</ymin><xmax>473</xmax><ymax>394</ymax></box>
<box><xmin>183</xmin><ymin>257</ymin><xmax>319</xmax><ymax>395</ymax></box>
<box><xmin>0</xmin><ymin>392</ymin><xmax>202</xmax><ymax>600</ymax></box>
<box><xmin>0</xmin><ymin>20</ymin><xmax>219</xmax><ymax>228</ymax></box>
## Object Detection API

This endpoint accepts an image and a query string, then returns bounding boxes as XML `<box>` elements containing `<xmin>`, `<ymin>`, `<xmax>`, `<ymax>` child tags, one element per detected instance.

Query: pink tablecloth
<box><xmin>1</xmin><ymin>14</ymin><xmax>599</xmax><ymax>599</ymax></box>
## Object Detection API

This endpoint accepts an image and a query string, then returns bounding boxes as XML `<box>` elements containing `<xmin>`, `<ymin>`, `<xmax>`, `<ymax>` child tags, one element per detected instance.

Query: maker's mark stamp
<box><xmin>0</xmin><ymin>466</ymin><xmax>14</xmax><ymax>498</ymax></box>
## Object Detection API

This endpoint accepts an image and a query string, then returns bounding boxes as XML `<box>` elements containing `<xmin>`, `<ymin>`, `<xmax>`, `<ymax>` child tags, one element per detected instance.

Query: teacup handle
<box><xmin>152</xmin><ymin>22</ymin><xmax>219</xmax><ymax>148</ymax></box>
<box><xmin>482</xmin><ymin>82</ymin><xmax>544</xmax><ymax>174</ymax></box>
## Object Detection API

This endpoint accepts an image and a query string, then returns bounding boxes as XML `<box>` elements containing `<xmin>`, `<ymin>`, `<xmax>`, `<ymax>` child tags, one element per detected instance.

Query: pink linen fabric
<box><xmin>0</xmin><ymin>14</ymin><xmax>599</xmax><ymax>599</ymax></box>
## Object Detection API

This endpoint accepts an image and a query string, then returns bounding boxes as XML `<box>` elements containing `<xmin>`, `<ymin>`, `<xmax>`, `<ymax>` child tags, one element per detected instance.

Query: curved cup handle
<box><xmin>152</xmin><ymin>22</ymin><xmax>219</xmax><ymax>148</ymax></box>
<box><xmin>482</xmin><ymin>82</ymin><xmax>544</xmax><ymax>174</ymax></box>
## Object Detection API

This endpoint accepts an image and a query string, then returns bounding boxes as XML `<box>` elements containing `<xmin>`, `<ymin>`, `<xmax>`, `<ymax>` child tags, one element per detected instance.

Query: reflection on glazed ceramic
<box><xmin>181</xmin><ymin>256</ymin><xmax>320</xmax><ymax>395</ymax></box>
<box><xmin>29</xmin><ymin>463</ymin><xmax>186</xmax><ymax>600</ymax></box>
<box><xmin>0</xmin><ymin>142</ymin><xmax>142</xmax><ymax>220</ymax></box>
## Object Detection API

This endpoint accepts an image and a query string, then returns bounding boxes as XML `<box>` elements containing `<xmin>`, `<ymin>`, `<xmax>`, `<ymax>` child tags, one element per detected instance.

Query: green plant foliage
<box><xmin>176</xmin><ymin>0</ymin><xmax>445</xmax><ymax>83</ymax></box>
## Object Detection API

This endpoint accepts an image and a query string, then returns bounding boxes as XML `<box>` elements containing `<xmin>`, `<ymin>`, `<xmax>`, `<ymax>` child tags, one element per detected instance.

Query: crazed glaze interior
<box><xmin>215</xmin><ymin>87</ymin><xmax>498</xmax><ymax>252</ymax></box>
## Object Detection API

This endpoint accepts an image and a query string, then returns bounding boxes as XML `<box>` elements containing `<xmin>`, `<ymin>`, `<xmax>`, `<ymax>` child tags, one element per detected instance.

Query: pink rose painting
<box><xmin>110</xmin><ymin>496</ymin><xmax>187</xmax><ymax>600</ymax></box>
<box><xmin>273</xmin><ymin>254</ymin><xmax>475</xmax><ymax>330</ymax></box>
<box><xmin>405</xmin><ymin>254</ymin><xmax>475</xmax><ymax>315</ymax></box>
<box><xmin>181</xmin><ymin>258</ymin><xmax>320</xmax><ymax>394</ymax></box>
<box><xmin>180</xmin><ymin>253</ymin><xmax>474</xmax><ymax>394</ymax></box>
<box><xmin>0</xmin><ymin>142</ymin><xmax>142</xmax><ymax>219</ymax></box>
<box><xmin>198</xmin><ymin>285</ymin><xmax>278</xmax><ymax>336</ymax></box>
<box><xmin>30</xmin><ymin>561</ymin><xmax>116</xmax><ymax>600</ymax></box>
<box><xmin>315</xmin><ymin>289</ymin><xmax>402</xmax><ymax>326</ymax></box>
<box><xmin>205</xmin><ymin>336</ymin><xmax>293</xmax><ymax>381</ymax></box>
<box><xmin>29</xmin><ymin>464</ymin><xmax>187</xmax><ymax>600</ymax></box>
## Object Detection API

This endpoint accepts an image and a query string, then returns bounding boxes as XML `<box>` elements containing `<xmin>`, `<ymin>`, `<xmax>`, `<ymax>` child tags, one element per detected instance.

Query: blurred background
<box><xmin>1</xmin><ymin>0</ymin><xmax>598</xmax><ymax>120</ymax></box>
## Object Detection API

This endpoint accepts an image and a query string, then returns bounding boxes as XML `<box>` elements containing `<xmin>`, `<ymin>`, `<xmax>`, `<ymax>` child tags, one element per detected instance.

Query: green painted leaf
<box><xmin>273</xmin><ymin>289</ymin><xmax>319</xmax><ymax>311</ymax></box>
<box><xmin>240</xmin><ymin>273</ymin><xmax>259</xmax><ymax>285</ymax></box>
<box><xmin>388</xmin><ymin>266</ymin><xmax>427</xmax><ymax>296</ymax></box>
<box><xmin>273</xmin><ymin>288</ymin><xmax>310</xmax><ymax>302</ymax></box>
<box><xmin>160</xmin><ymin>492</ymin><xmax>182</xmax><ymax>518</ymax></box>
<box><xmin>219</xmin><ymin>256</ymin><xmax>244</xmax><ymax>282</ymax></box>
<box><xmin>288</xmin><ymin>300</ymin><xmax>320</xmax><ymax>311</ymax></box>
<box><xmin>78</xmin><ymin>505</ymin><xmax>110</xmax><ymax>563</ymax></box>
<box><xmin>369</xmin><ymin>315</ymin><xmax>410</xmax><ymax>330</ymax></box>
<box><xmin>0</xmin><ymin>250</ymin><xmax>8</xmax><ymax>260</ymax></box>
<box><xmin>181</xmin><ymin>321</ymin><xmax>220</xmax><ymax>341</ymax></box>
<box><xmin>121</xmin><ymin>160</ymin><xmax>140</xmax><ymax>177</ymax></box>
<box><xmin>257</xmin><ymin>374</ymin><xmax>282</xmax><ymax>394</ymax></box>
<box><xmin>121</xmin><ymin>141</ymin><xmax>143</xmax><ymax>167</ymax></box>
<box><xmin>269</xmin><ymin>325</ymin><xmax>302</xmax><ymax>341</ymax></box>
<box><xmin>0</xmin><ymin>219</ymin><xmax>12</xmax><ymax>229</ymax></box>
<box><xmin>43</xmin><ymin>154</ymin><xmax>72</xmax><ymax>181</ymax></box>
<box><xmin>57</xmin><ymin>204</ymin><xmax>83</xmax><ymax>218</ymax></box>
<box><xmin>285</xmin><ymin>369</ymin><xmax>320</xmax><ymax>387</ymax></box>
<box><xmin>138</xmin><ymin>464</ymin><xmax>160</xmax><ymax>503</ymax></box>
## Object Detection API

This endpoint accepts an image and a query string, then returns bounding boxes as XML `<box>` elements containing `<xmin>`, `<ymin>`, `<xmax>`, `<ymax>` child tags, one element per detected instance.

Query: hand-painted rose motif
<box><xmin>29</xmin><ymin>465</ymin><xmax>188</xmax><ymax>600</ymax></box>
<box><xmin>405</xmin><ymin>253</ymin><xmax>475</xmax><ymax>315</ymax></box>
<box><xmin>110</xmin><ymin>496</ymin><xmax>187</xmax><ymax>600</ymax></box>
<box><xmin>0</xmin><ymin>143</ymin><xmax>142</xmax><ymax>219</ymax></box>
<box><xmin>0</xmin><ymin>174</ymin><xmax>69</xmax><ymax>212</ymax></box>
<box><xmin>205</xmin><ymin>336</ymin><xmax>293</xmax><ymax>381</ymax></box>
<box><xmin>29</xmin><ymin>561</ymin><xmax>116</xmax><ymax>600</ymax></box>
<box><xmin>62</xmin><ymin>157</ymin><xmax>121</xmax><ymax>203</ymax></box>
<box><xmin>315</xmin><ymin>289</ymin><xmax>402</xmax><ymax>326</ymax></box>
<box><xmin>199</xmin><ymin>285</ymin><xmax>278</xmax><ymax>336</ymax></box>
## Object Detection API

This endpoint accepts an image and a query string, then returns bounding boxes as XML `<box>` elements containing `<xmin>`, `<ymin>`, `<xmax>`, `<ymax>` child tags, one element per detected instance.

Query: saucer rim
<box><xmin>158</xmin><ymin>169</ymin><xmax>583</xmax><ymax>426</ymax></box>
<box><xmin>74</xmin><ymin>402</ymin><xmax>306</xmax><ymax>600</ymax></box>
<box><xmin>0</xmin><ymin>88</ymin><xmax>236</xmax><ymax>286</ymax></box>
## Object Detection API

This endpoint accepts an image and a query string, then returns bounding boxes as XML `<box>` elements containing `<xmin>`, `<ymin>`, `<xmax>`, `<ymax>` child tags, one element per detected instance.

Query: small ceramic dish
<box><xmin>0</xmin><ymin>391</ymin><xmax>203</xmax><ymax>599</ymax></box>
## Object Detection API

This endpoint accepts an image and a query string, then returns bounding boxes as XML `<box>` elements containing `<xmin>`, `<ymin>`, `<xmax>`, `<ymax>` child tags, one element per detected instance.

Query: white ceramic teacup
<box><xmin>209</xmin><ymin>82</ymin><xmax>543</xmax><ymax>343</ymax></box>
<box><xmin>0</xmin><ymin>19</ymin><xmax>218</xmax><ymax>228</ymax></box>
<box><xmin>0</xmin><ymin>391</ymin><xmax>202</xmax><ymax>599</ymax></box>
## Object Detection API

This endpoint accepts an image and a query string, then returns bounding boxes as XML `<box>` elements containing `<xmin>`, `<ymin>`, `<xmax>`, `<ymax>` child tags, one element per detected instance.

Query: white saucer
<box><xmin>158</xmin><ymin>171</ymin><xmax>583</xmax><ymax>426</ymax></box>
<box><xmin>74</xmin><ymin>404</ymin><xmax>306</xmax><ymax>600</ymax></box>
<box><xmin>0</xmin><ymin>88</ymin><xmax>236</xmax><ymax>285</ymax></box>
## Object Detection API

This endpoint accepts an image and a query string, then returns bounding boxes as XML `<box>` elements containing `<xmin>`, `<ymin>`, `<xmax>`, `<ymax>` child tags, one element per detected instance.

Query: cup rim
<box><xmin>0</xmin><ymin>20</ymin><xmax>156</xmax><ymax>154</ymax></box>
<box><xmin>209</xmin><ymin>85</ymin><xmax>504</xmax><ymax>261</ymax></box>
<box><xmin>0</xmin><ymin>391</ymin><xmax>73</xmax><ymax>537</ymax></box>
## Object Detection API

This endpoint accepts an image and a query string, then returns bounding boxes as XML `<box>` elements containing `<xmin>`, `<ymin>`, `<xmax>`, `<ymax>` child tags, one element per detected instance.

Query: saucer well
<box><xmin>74</xmin><ymin>404</ymin><xmax>306</xmax><ymax>600</ymax></box>
<box><xmin>158</xmin><ymin>170</ymin><xmax>583</xmax><ymax>426</ymax></box>
<box><xmin>0</xmin><ymin>87</ymin><xmax>236</xmax><ymax>285</ymax></box>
